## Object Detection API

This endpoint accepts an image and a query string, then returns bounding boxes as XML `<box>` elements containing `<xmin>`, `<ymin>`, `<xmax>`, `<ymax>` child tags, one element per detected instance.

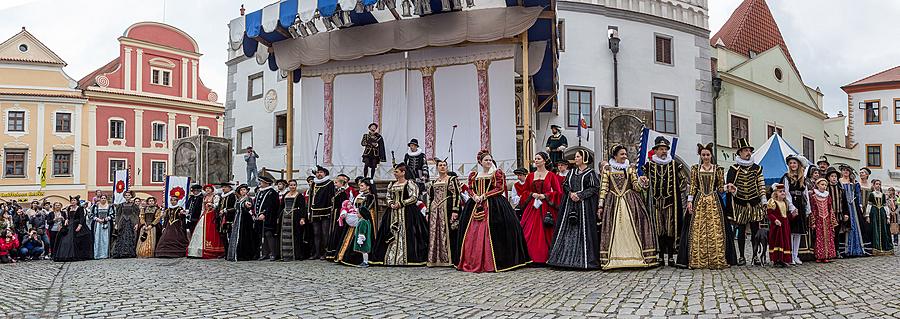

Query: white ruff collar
<box><xmin>313</xmin><ymin>175</ymin><xmax>331</xmax><ymax>184</ymax></box>
<box><xmin>608</xmin><ymin>159</ymin><xmax>630</xmax><ymax>171</ymax></box>
<box><xmin>407</xmin><ymin>148</ymin><xmax>423</xmax><ymax>156</ymax></box>
<box><xmin>735</xmin><ymin>157</ymin><xmax>754</xmax><ymax>167</ymax></box>
<box><xmin>222</xmin><ymin>190</ymin><xmax>234</xmax><ymax>197</ymax></box>
<box><xmin>651</xmin><ymin>154</ymin><xmax>673</xmax><ymax>165</ymax></box>
<box><xmin>258</xmin><ymin>186</ymin><xmax>273</xmax><ymax>192</ymax></box>
<box><xmin>814</xmin><ymin>189</ymin><xmax>829</xmax><ymax>198</ymax></box>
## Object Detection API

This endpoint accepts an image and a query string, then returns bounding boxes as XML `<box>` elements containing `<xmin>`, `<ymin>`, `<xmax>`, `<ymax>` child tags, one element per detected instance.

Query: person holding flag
<box><xmin>639</xmin><ymin>136</ymin><xmax>686</xmax><ymax>267</ymax></box>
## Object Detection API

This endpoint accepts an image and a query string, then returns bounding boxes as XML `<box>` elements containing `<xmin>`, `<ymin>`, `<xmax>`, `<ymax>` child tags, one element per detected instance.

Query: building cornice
<box><xmin>558</xmin><ymin>0</ymin><xmax>710</xmax><ymax>37</ymax></box>
<box><xmin>118</xmin><ymin>37</ymin><xmax>202</xmax><ymax>59</ymax></box>
<box><xmin>83</xmin><ymin>87</ymin><xmax>223</xmax><ymax>113</ymax></box>
<box><xmin>719</xmin><ymin>72</ymin><xmax>827</xmax><ymax>120</ymax></box>
<box><xmin>841</xmin><ymin>81</ymin><xmax>900</xmax><ymax>94</ymax></box>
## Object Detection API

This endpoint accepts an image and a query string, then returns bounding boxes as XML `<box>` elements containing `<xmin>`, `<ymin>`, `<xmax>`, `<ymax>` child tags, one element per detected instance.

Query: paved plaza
<box><xmin>2</xmin><ymin>252</ymin><xmax>899</xmax><ymax>318</ymax></box>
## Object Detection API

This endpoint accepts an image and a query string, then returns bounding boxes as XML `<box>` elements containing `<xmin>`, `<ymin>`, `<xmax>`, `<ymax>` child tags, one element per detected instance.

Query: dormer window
<box><xmin>151</xmin><ymin>68</ymin><xmax>172</xmax><ymax>86</ymax></box>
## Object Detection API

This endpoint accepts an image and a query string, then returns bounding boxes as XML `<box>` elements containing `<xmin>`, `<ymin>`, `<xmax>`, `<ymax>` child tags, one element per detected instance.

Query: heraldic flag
<box><xmin>637</xmin><ymin>128</ymin><xmax>679</xmax><ymax>175</ymax></box>
<box><xmin>165</xmin><ymin>176</ymin><xmax>191</xmax><ymax>209</ymax></box>
<box><xmin>113</xmin><ymin>170</ymin><xmax>129</xmax><ymax>204</ymax></box>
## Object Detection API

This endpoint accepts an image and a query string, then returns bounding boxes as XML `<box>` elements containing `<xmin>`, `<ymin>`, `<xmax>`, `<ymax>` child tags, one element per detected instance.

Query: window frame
<box><xmin>565</xmin><ymin>87</ymin><xmax>593</xmax><ymax>129</ymax></box>
<box><xmin>248</xmin><ymin>72</ymin><xmax>264</xmax><ymax>101</ymax></box>
<box><xmin>108</xmin><ymin>118</ymin><xmax>125</xmax><ymax>140</ymax></box>
<box><xmin>149</xmin><ymin>67</ymin><xmax>173</xmax><ymax>87</ymax></box>
<box><xmin>108</xmin><ymin>159</ymin><xmax>127</xmax><ymax>183</ymax></box>
<box><xmin>176</xmin><ymin>125</ymin><xmax>190</xmax><ymax>139</ymax></box>
<box><xmin>236</xmin><ymin>126</ymin><xmax>253</xmax><ymax>154</ymax></box>
<box><xmin>652</xmin><ymin>94</ymin><xmax>678</xmax><ymax>134</ymax></box>
<box><xmin>730</xmin><ymin>114</ymin><xmax>749</xmax><ymax>148</ymax></box>
<box><xmin>274</xmin><ymin>113</ymin><xmax>287</xmax><ymax>146</ymax></box>
<box><xmin>895</xmin><ymin>144</ymin><xmax>900</xmax><ymax>170</ymax></box>
<box><xmin>150</xmin><ymin>160</ymin><xmax>167</xmax><ymax>184</ymax></box>
<box><xmin>4</xmin><ymin>149</ymin><xmax>27</xmax><ymax>178</ymax></box>
<box><xmin>654</xmin><ymin>34</ymin><xmax>674</xmax><ymax>66</ymax></box>
<box><xmin>52</xmin><ymin>151</ymin><xmax>73</xmax><ymax>177</ymax></box>
<box><xmin>197</xmin><ymin>127</ymin><xmax>210</xmax><ymax>136</ymax></box>
<box><xmin>766</xmin><ymin>124</ymin><xmax>783</xmax><ymax>138</ymax></box>
<box><xmin>151</xmin><ymin>122</ymin><xmax>167</xmax><ymax>142</ymax></box>
<box><xmin>864</xmin><ymin>100</ymin><xmax>881</xmax><ymax>125</ymax></box>
<box><xmin>866</xmin><ymin>144</ymin><xmax>882</xmax><ymax>168</ymax></box>
<box><xmin>894</xmin><ymin>99</ymin><xmax>900</xmax><ymax>124</ymax></box>
<box><xmin>7</xmin><ymin>110</ymin><xmax>26</xmax><ymax>132</ymax></box>
<box><xmin>802</xmin><ymin>136</ymin><xmax>815</xmax><ymax>161</ymax></box>
<box><xmin>54</xmin><ymin>112</ymin><xmax>72</xmax><ymax>133</ymax></box>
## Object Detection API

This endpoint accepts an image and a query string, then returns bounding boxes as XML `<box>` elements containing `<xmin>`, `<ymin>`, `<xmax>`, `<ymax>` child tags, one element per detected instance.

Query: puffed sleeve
<box><xmin>483</xmin><ymin>170</ymin><xmax>507</xmax><ymax>198</ymax></box>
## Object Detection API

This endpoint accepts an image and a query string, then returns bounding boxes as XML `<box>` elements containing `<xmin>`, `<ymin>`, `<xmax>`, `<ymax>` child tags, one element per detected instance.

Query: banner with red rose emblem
<box><xmin>165</xmin><ymin>176</ymin><xmax>191</xmax><ymax>209</ymax></box>
<box><xmin>113</xmin><ymin>170</ymin><xmax>129</xmax><ymax>204</ymax></box>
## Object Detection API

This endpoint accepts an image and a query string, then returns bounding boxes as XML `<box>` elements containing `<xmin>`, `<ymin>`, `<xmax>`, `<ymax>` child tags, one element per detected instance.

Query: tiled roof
<box><xmin>77</xmin><ymin>58</ymin><xmax>118</xmax><ymax>88</ymax></box>
<box><xmin>710</xmin><ymin>0</ymin><xmax>798</xmax><ymax>73</ymax></box>
<box><xmin>843</xmin><ymin>65</ymin><xmax>900</xmax><ymax>88</ymax></box>
<box><xmin>0</xmin><ymin>87</ymin><xmax>83</xmax><ymax>99</ymax></box>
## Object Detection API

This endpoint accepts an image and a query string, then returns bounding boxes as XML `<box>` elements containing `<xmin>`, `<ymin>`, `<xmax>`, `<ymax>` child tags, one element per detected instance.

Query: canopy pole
<box><xmin>286</xmin><ymin>69</ymin><xmax>295</xmax><ymax>180</ymax></box>
<box><xmin>521</xmin><ymin>32</ymin><xmax>533</xmax><ymax>169</ymax></box>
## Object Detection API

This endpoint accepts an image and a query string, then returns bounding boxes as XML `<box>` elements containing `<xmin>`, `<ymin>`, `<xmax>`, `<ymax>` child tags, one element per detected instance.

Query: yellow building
<box><xmin>0</xmin><ymin>28</ymin><xmax>88</xmax><ymax>204</ymax></box>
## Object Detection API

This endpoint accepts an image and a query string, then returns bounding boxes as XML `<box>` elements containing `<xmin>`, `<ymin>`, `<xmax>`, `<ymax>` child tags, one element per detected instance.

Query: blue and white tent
<box><xmin>751</xmin><ymin>133</ymin><xmax>808</xmax><ymax>186</ymax></box>
<box><xmin>228</xmin><ymin>0</ymin><xmax>558</xmax><ymax>111</ymax></box>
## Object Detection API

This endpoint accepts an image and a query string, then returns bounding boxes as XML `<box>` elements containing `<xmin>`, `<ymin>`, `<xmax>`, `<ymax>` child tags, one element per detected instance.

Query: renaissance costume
<box><xmin>426</xmin><ymin>175</ymin><xmax>462</xmax><ymax>267</ymax></box>
<box><xmin>111</xmin><ymin>201</ymin><xmax>140</xmax><ymax>258</ymax></box>
<box><xmin>308</xmin><ymin>176</ymin><xmax>336</xmax><ymax>259</ymax></box>
<box><xmin>598</xmin><ymin>159</ymin><xmax>658</xmax><ymax>270</ymax></box>
<box><xmin>547</xmin><ymin>166</ymin><xmax>600</xmax><ymax>269</ymax></box>
<box><xmin>90</xmin><ymin>203</ymin><xmax>116</xmax><ymax>259</ymax></box>
<box><xmin>255</xmin><ymin>185</ymin><xmax>281</xmax><ymax>260</ymax></box>
<box><xmin>155</xmin><ymin>206</ymin><xmax>189</xmax><ymax>258</ymax></box>
<box><xmin>218</xmin><ymin>188</ymin><xmax>238</xmax><ymax>250</ymax></box>
<box><xmin>766</xmin><ymin>195</ymin><xmax>793</xmax><ymax>265</ymax></box>
<box><xmin>725</xmin><ymin>146</ymin><xmax>766</xmax><ymax>264</ymax></box>
<box><xmin>361</xmin><ymin>130</ymin><xmax>386</xmax><ymax>179</ymax></box>
<box><xmin>782</xmin><ymin>167</ymin><xmax>813</xmax><ymax>262</ymax></box>
<box><xmin>518</xmin><ymin>170</ymin><xmax>561</xmax><ymax>264</ymax></box>
<box><xmin>404</xmin><ymin>139</ymin><xmax>428</xmax><ymax>192</ymax></box>
<box><xmin>53</xmin><ymin>204</ymin><xmax>93</xmax><ymax>262</ymax></box>
<box><xmin>867</xmin><ymin>191</ymin><xmax>894</xmax><ymax>256</ymax></box>
<box><xmin>227</xmin><ymin>194</ymin><xmax>258</xmax><ymax>261</ymax></box>
<box><xmin>184</xmin><ymin>192</ymin><xmax>204</xmax><ymax>232</ymax></box>
<box><xmin>681</xmin><ymin>164</ymin><xmax>732</xmax><ymax>269</ymax></box>
<box><xmin>809</xmin><ymin>188</ymin><xmax>838</xmax><ymax>261</ymax></box>
<box><xmin>280</xmin><ymin>192</ymin><xmax>309</xmax><ymax>261</ymax></box>
<box><xmin>326</xmin><ymin>186</ymin><xmax>351</xmax><ymax>260</ymax></box>
<box><xmin>545</xmin><ymin>129</ymin><xmax>568</xmax><ymax>164</ymax></box>
<box><xmin>136</xmin><ymin>205</ymin><xmax>162</xmax><ymax>258</ymax></box>
<box><xmin>370</xmin><ymin>181</ymin><xmax>429</xmax><ymax>266</ymax></box>
<box><xmin>840</xmin><ymin>179</ymin><xmax>867</xmax><ymax>257</ymax></box>
<box><xmin>640</xmin><ymin>150</ymin><xmax>686</xmax><ymax>265</ymax></box>
<box><xmin>335</xmin><ymin>192</ymin><xmax>377</xmax><ymax>266</ymax></box>
<box><xmin>187</xmin><ymin>192</ymin><xmax>225</xmax><ymax>259</ymax></box>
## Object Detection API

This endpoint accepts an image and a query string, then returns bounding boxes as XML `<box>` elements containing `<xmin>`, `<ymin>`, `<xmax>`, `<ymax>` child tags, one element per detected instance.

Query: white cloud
<box><xmin>710</xmin><ymin>0</ymin><xmax>900</xmax><ymax>117</ymax></box>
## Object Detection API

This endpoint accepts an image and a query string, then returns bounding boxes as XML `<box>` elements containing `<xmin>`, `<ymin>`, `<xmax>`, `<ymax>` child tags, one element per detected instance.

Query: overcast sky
<box><xmin>2</xmin><ymin>0</ymin><xmax>898</xmax><ymax>117</ymax></box>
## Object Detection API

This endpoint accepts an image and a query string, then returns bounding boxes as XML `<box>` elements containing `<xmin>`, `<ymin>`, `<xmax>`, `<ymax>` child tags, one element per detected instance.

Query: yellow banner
<box><xmin>40</xmin><ymin>154</ymin><xmax>48</xmax><ymax>188</ymax></box>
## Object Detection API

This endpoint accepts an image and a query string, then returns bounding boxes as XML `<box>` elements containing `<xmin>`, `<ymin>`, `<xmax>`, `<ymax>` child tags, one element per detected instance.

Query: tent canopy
<box><xmin>751</xmin><ymin>133</ymin><xmax>809</xmax><ymax>186</ymax></box>
<box><xmin>229</xmin><ymin>0</ymin><xmax>558</xmax><ymax>111</ymax></box>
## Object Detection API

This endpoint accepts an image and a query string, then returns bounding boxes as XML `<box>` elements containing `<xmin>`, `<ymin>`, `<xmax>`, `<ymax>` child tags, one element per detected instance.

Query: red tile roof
<box><xmin>710</xmin><ymin>0</ymin><xmax>798</xmax><ymax>74</ymax></box>
<box><xmin>842</xmin><ymin>65</ymin><xmax>900</xmax><ymax>91</ymax></box>
<box><xmin>77</xmin><ymin>58</ymin><xmax>118</xmax><ymax>88</ymax></box>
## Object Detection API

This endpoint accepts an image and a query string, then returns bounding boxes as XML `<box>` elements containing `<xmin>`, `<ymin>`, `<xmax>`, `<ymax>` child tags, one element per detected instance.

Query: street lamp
<box><xmin>608</xmin><ymin>28</ymin><xmax>620</xmax><ymax>107</ymax></box>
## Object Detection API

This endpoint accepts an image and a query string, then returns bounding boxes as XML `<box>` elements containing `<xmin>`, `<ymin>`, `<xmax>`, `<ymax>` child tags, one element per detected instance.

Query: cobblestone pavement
<box><xmin>2</xmin><ymin>251</ymin><xmax>899</xmax><ymax>318</ymax></box>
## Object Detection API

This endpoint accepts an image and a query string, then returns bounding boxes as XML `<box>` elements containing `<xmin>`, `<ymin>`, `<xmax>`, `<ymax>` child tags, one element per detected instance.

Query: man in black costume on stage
<box><xmin>404</xmin><ymin>138</ymin><xmax>428</xmax><ymax>196</ymax></box>
<box><xmin>546</xmin><ymin>125</ymin><xmax>568</xmax><ymax>164</ymax></box>
<box><xmin>308</xmin><ymin>165</ymin><xmax>336</xmax><ymax>260</ymax></box>
<box><xmin>361</xmin><ymin>123</ymin><xmax>386</xmax><ymax>180</ymax></box>
<box><xmin>254</xmin><ymin>172</ymin><xmax>280</xmax><ymax>261</ymax></box>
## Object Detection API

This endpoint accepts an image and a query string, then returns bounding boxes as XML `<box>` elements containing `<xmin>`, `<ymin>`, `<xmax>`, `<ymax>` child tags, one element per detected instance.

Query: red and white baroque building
<box><xmin>78</xmin><ymin>22</ymin><xmax>222</xmax><ymax>198</ymax></box>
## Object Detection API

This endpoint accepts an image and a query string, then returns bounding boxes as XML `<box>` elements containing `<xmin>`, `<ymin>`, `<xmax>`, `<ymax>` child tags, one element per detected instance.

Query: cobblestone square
<box><xmin>2</xmin><ymin>251</ymin><xmax>899</xmax><ymax>318</ymax></box>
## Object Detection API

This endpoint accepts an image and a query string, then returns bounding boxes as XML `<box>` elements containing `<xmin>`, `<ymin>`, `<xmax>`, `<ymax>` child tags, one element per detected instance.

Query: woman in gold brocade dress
<box><xmin>598</xmin><ymin>145</ymin><xmax>658</xmax><ymax>270</ymax></box>
<box><xmin>426</xmin><ymin>159</ymin><xmax>461</xmax><ymax>267</ymax></box>
<box><xmin>136</xmin><ymin>197</ymin><xmax>163</xmax><ymax>258</ymax></box>
<box><xmin>683</xmin><ymin>143</ymin><xmax>734</xmax><ymax>269</ymax></box>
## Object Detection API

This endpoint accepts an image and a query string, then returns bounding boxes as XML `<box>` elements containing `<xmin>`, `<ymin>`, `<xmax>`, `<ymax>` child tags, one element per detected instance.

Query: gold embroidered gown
<box><xmin>684</xmin><ymin>165</ymin><xmax>730</xmax><ymax>269</ymax></box>
<box><xmin>598</xmin><ymin>165</ymin><xmax>658</xmax><ymax>270</ymax></box>
<box><xmin>370</xmin><ymin>182</ymin><xmax>428</xmax><ymax>266</ymax></box>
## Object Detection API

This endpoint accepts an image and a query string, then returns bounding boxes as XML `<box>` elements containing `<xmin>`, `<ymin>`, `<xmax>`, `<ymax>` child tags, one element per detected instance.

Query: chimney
<box><xmin>240</xmin><ymin>4</ymin><xmax>246</xmax><ymax>16</ymax></box>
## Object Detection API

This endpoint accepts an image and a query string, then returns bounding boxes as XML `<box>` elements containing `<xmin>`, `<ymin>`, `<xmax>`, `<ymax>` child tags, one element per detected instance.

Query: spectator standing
<box><xmin>245</xmin><ymin>147</ymin><xmax>260</xmax><ymax>187</ymax></box>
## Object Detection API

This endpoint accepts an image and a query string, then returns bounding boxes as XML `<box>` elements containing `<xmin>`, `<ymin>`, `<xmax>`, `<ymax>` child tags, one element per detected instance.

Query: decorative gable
<box><xmin>0</xmin><ymin>28</ymin><xmax>66</xmax><ymax>66</ymax></box>
<box><xmin>726</xmin><ymin>46</ymin><xmax>820</xmax><ymax>112</ymax></box>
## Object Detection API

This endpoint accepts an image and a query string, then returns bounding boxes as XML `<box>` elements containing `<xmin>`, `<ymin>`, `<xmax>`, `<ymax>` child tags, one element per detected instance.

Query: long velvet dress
<box><xmin>227</xmin><ymin>196</ymin><xmax>259</xmax><ymax>261</ymax></box>
<box><xmin>680</xmin><ymin>165</ymin><xmax>731</xmax><ymax>269</ymax></box>
<box><xmin>426</xmin><ymin>176</ymin><xmax>461</xmax><ymax>267</ymax></box>
<box><xmin>187</xmin><ymin>195</ymin><xmax>225</xmax><ymax>259</ymax></box>
<box><xmin>519</xmin><ymin>171</ymin><xmax>561</xmax><ymax>264</ymax></box>
<box><xmin>859</xmin><ymin>183</ymin><xmax>874</xmax><ymax>254</ymax></box>
<box><xmin>809</xmin><ymin>190</ymin><xmax>838</xmax><ymax>260</ymax></box>
<box><xmin>111</xmin><ymin>202</ymin><xmax>140</xmax><ymax>258</ymax></box>
<box><xmin>840</xmin><ymin>181</ymin><xmax>866</xmax><ymax>257</ymax></box>
<box><xmin>546</xmin><ymin>167</ymin><xmax>600</xmax><ymax>269</ymax></box>
<box><xmin>370</xmin><ymin>181</ymin><xmax>429</xmax><ymax>266</ymax></box>
<box><xmin>766</xmin><ymin>200</ymin><xmax>793</xmax><ymax>264</ymax></box>
<box><xmin>783</xmin><ymin>174</ymin><xmax>813</xmax><ymax>261</ymax></box>
<box><xmin>598</xmin><ymin>163</ymin><xmax>658</xmax><ymax>270</ymax></box>
<box><xmin>336</xmin><ymin>193</ymin><xmax>377</xmax><ymax>266</ymax></box>
<box><xmin>53</xmin><ymin>206</ymin><xmax>93</xmax><ymax>262</ymax></box>
<box><xmin>90</xmin><ymin>204</ymin><xmax>116</xmax><ymax>260</ymax></box>
<box><xmin>456</xmin><ymin>169</ymin><xmax>531</xmax><ymax>272</ymax></box>
<box><xmin>867</xmin><ymin>192</ymin><xmax>895</xmax><ymax>256</ymax></box>
<box><xmin>280</xmin><ymin>193</ymin><xmax>309</xmax><ymax>261</ymax></box>
<box><xmin>155</xmin><ymin>207</ymin><xmax>189</xmax><ymax>258</ymax></box>
<box><xmin>136</xmin><ymin>206</ymin><xmax>162</xmax><ymax>258</ymax></box>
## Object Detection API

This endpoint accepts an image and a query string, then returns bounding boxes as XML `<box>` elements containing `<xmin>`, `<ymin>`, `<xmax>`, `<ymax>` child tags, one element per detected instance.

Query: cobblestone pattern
<box><xmin>2</xmin><ymin>251</ymin><xmax>899</xmax><ymax>318</ymax></box>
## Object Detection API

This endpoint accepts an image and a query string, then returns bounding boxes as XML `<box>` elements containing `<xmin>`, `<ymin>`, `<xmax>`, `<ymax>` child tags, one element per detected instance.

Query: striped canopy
<box><xmin>751</xmin><ymin>133</ymin><xmax>808</xmax><ymax>186</ymax></box>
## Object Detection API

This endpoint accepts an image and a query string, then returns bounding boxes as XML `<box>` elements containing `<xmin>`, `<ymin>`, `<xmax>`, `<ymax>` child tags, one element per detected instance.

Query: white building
<box><xmin>842</xmin><ymin>65</ymin><xmax>900</xmax><ymax>186</ymax></box>
<box><xmin>548</xmin><ymin>0</ymin><xmax>712</xmax><ymax>162</ymax></box>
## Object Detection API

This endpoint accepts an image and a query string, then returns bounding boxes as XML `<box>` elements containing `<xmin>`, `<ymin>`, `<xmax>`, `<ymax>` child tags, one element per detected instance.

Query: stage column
<box><xmin>421</xmin><ymin>66</ymin><xmax>437</xmax><ymax>160</ymax></box>
<box><xmin>285</xmin><ymin>70</ymin><xmax>295</xmax><ymax>180</ymax></box>
<box><xmin>373</xmin><ymin>70</ymin><xmax>384</xmax><ymax>127</ymax></box>
<box><xmin>475</xmin><ymin>60</ymin><xmax>491</xmax><ymax>151</ymax></box>
<box><xmin>323</xmin><ymin>73</ymin><xmax>335</xmax><ymax>165</ymax></box>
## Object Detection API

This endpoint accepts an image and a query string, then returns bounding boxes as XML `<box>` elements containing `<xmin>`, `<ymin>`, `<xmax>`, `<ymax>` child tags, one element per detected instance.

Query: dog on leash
<box><xmin>753</xmin><ymin>228</ymin><xmax>769</xmax><ymax>265</ymax></box>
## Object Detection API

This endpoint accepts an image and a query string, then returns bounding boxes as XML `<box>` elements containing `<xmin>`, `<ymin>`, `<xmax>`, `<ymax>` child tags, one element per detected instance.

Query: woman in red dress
<box><xmin>767</xmin><ymin>184</ymin><xmax>794</xmax><ymax>267</ymax></box>
<box><xmin>187</xmin><ymin>184</ymin><xmax>225</xmax><ymax>259</ymax></box>
<box><xmin>809</xmin><ymin>178</ymin><xmax>838</xmax><ymax>262</ymax></box>
<box><xmin>518</xmin><ymin>152</ymin><xmax>561</xmax><ymax>264</ymax></box>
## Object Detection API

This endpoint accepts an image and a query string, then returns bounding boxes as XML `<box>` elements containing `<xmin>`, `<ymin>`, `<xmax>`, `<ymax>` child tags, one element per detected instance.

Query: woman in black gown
<box><xmin>280</xmin><ymin>180</ymin><xmax>310</xmax><ymax>261</ymax></box>
<box><xmin>547</xmin><ymin>149</ymin><xmax>601</xmax><ymax>269</ymax></box>
<box><xmin>370</xmin><ymin>163</ymin><xmax>429</xmax><ymax>266</ymax></box>
<box><xmin>228</xmin><ymin>184</ymin><xmax>259</xmax><ymax>261</ymax></box>
<box><xmin>154</xmin><ymin>196</ymin><xmax>189</xmax><ymax>258</ymax></box>
<box><xmin>53</xmin><ymin>196</ymin><xmax>93</xmax><ymax>262</ymax></box>
<box><xmin>111</xmin><ymin>191</ymin><xmax>140</xmax><ymax>258</ymax></box>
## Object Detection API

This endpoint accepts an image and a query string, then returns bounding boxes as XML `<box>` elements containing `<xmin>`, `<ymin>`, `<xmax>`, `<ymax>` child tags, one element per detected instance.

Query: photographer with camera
<box><xmin>19</xmin><ymin>230</ymin><xmax>45</xmax><ymax>261</ymax></box>
<box><xmin>0</xmin><ymin>229</ymin><xmax>19</xmax><ymax>263</ymax></box>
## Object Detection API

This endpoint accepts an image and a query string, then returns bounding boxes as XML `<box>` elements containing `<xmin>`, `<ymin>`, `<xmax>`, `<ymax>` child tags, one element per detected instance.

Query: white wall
<box><xmin>849</xmin><ymin>88</ymin><xmax>900</xmax><ymax>186</ymax></box>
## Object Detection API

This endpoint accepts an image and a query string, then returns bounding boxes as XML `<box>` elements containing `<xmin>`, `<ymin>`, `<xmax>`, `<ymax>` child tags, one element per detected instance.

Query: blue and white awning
<box><xmin>751</xmin><ymin>133</ymin><xmax>807</xmax><ymax>186</ymax></box>
<box><xmin>228</xmin><ymin>0</ymin><xmax>558</xmax><ymax>111</ymax></box>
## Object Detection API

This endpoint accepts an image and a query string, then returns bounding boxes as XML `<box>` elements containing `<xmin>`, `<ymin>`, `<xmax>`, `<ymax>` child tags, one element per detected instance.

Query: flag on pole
<box><xmin>580</xmin><ymin>118</ymin><xmax>590</xmax><ymax>142</ymax></box>
<box><xmin>165</xmin><ymin>176</ymin><xmax>191</xmax><ymax>209</ymax></box>
<box><xmin>113</xmin><ymin>170</ymin><xmax>129</xmax><ymax>204</ymax></box>
<box><xmin>39</xmin><ymin>154</ymin><xmax>48</xmax><ymax>189</ymax></box>
<box><xmin>637</xmin><ymin>128</ymin><xmax>679</xmax><ymax>175</ymax></box>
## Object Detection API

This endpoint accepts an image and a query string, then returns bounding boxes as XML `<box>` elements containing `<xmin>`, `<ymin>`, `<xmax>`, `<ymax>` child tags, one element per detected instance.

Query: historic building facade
<box><xmin>78</xmin><ymin>22</ymin><xmax>222</xmax><ymax>198</ymax></box>
<box><xmin>711</xmin><ymin>0</ymin><xmax>826</xmax><ymax>165</ymax></box>
<box><xmin>842</xmin><ymin>65</ymin><xmax>900</xmax><ymax>186</ymax></box>
<box><xmin>0</xmin><ymin>28</ymin><xmax>87</xmax><ymax>204</ymax></box>
<box><xmin>550</xmin><ymin>0</ymin><xmax>712</xmax><ymax>162</ymax></box>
